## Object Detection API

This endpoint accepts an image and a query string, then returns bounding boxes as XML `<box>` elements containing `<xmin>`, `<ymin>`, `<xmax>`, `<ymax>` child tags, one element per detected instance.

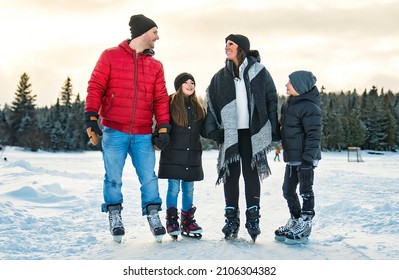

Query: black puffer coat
<box><xmin>158</xmin><ymin>98</ymin><xmax>205</xmax><ymax>181</ymax></box>
<box><xmin>280</xmin><ymin>87</ymin><xmax>322</xmax><ymax>164</ymax></box>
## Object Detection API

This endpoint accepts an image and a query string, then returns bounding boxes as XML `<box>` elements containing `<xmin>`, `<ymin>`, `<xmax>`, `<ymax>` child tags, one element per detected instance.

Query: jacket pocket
<box><xmin>102</xmin><ymin>93</ymin><xmax>115</xmax><ymax>117</ymax></box>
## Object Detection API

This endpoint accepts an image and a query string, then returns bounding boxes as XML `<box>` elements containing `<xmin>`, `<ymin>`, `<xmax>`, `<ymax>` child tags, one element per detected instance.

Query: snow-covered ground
<box><xmin>0</xmin><ymin>146</ymin><xmax>398</xmax><ymax>278</ymax></box>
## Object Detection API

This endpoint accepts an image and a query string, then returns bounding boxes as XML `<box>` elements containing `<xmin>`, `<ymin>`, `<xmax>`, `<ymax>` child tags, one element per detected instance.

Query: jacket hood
<box><xmin>288</xmin><ymin>86</ymin><xmax>320</xmax><ymax>107</ymax></box>
<box><xmin>225</xmin><ymin>50</ymin><xmax>261</xmax><ymax>74</ymax></box>
<box><xmin>247</xmin><ymin>49</ymin><xmax>261</xmax><ymax>62</ymax></box>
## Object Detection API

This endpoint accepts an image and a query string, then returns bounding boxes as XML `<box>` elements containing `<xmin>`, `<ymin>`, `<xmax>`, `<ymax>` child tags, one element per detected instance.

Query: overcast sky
<box><xmin>1</xmin><ymin>0</ymin><xmax>398</xmax><ymax>107</ymax></box>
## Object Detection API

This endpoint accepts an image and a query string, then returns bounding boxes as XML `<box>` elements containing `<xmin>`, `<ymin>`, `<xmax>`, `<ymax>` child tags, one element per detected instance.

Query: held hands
<box><xmin>298</xmin><ymin>160</ymin><xmax>314</xmax><ymax>182</ymax></box>
<box><xmin>152</xmin><ymin>124</ymin><xmax>171</xmax><ymax>151</ymax></box>
<box><xmin>209</xmin><ymin>129</ymin><xmax>224</xmax><ymax>144</ymax></box>
<box><xmin>85</xmin><ymin>112</ymin><xmax>103</xmax><ymax>145</ymax></box>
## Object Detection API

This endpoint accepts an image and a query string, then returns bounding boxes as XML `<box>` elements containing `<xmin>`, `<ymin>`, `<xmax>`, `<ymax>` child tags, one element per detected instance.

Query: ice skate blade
<box><xmin>170</xmin><ymin>235</ymin><xmax>178</xmax><ymax>240</ymax></box>
<box><xmin>154</xmin><ymin>234</ymin><xmax>164</xmax><ymax>243</ymax></box>
<box><xmin>284</xmin><ymin>237</ymin><xmax>308</xmax><ymax>245</ymax></box>
<box><xmin>168</xmin><ymin>230</ymin><xmax>180</xmax><ymax>236</ymax></box>
<box><xmin>249</xmin><ymin>234</ymin><xmax>258</xmax><ymax>242</ymax></box>
<box><xmin>113</xmin><ymin>235</ymin><xmax>123</xmax><ymax>243</ymax></box>
<box><xmin>181</xmin><ymin>232</ymin><xmax>202</xmax><ymax>239</ymax></box>
<box><xmin>274</xmin><ymin>235</ymin><xmax>286</xmax><ymax>242</ymax></box>
<box><xmin>169</xmin><ymin>232</ymin><xmax>179</xmax><ymax>240</ymax></box>
<box><xmin>224</xmin><ymin>233</ymin><xmax>238</xmax><ymax>241</ymax></box>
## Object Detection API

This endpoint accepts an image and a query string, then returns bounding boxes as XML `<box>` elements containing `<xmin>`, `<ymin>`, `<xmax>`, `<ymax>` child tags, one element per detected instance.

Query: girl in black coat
<box><xmin>274</xmin><ymin>70</ymin><xmax>322</xmax><ymax>245</ymax></box>
<box><xmin>158</xmin><ymin>73</ymin><xmax>206</xmax><ymax>239</ymax></box>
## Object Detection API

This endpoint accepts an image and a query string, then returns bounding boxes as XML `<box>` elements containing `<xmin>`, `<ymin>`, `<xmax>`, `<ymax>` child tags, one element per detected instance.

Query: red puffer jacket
<box><xmin>85</xmin><ymin>40</ymin><xmax>170</xmax><ymax>134</ymax></box>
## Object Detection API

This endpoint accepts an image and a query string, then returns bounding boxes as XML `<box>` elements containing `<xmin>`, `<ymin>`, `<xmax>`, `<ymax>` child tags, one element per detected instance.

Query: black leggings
<box><xmin>223</xmin><ymin>129</ymin><xmax>260</xmax><ymax>209</ymax></box>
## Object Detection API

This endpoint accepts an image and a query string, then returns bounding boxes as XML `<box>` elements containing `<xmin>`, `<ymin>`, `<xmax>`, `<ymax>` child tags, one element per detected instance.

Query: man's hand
<box><xmin>85</xmin><ymin>112</ymin><xmax>102</xmax><ymax>145</ymax></box>
<box><xmin>152</xmin><ymin>124</ymin><xmax>171</xmax><ymax>151</ymax></box>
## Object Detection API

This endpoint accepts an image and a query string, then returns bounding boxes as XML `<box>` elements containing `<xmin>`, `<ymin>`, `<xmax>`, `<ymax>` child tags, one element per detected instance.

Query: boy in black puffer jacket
<box><xmin>274</xmin><ymin>70</ymin><xmax>322</xmax><ymax>245</ymax></box>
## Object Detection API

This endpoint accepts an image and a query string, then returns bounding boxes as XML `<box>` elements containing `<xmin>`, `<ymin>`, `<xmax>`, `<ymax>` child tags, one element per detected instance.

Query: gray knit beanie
<box><xmin>289</xmin><ymin>70</ymin><xmax>317</xmax><ymax>94</ymax></box>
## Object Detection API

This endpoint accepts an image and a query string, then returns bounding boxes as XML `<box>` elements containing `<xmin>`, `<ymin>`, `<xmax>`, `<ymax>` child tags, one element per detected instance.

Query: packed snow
<box><xmin>0</xmin><ymin>146</ymin><xmax>397</xmax><ymax>278</ymax></box>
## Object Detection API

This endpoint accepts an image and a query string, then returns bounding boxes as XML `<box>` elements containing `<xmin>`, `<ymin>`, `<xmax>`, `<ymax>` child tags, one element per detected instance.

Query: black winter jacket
<box><xmin>158</xmin><ymin>98</ymin><xmax>205</xmax><ymax>181</ymax></box>
<box><xmin>280</xmin><ymin>87</ymin><xmax>322</xmax><ymax>164</ymax></box>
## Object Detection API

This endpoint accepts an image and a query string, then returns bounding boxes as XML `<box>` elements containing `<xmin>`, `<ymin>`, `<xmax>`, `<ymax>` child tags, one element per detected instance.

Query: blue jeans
<box><xmin>101</xmin><ymin>126</ymin><xmax>162</xmax><ymax>216</ymax></box>
<box><xmin>166</xmin><ymin>179</ymin><xmax>194</xmax><ymax>212</ymax></box>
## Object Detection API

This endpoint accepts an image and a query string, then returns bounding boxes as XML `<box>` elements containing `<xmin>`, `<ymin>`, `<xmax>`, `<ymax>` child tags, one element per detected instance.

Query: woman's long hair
<box><xmin>231</xmin><ymin>47</ymin><xmax>247</xmax><ymax>78</ymax></box>
<box><xmin>170</xmin><ymin>89</ymin><xmax>206</xmax><ymax>127</ymax></box>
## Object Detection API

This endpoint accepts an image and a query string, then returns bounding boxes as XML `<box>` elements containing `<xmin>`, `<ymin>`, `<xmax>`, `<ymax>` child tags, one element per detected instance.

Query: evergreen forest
<box><xmin>1</xmin><ymin>73</ymin><xmax>398</xmax><ymax>152</ymax></box>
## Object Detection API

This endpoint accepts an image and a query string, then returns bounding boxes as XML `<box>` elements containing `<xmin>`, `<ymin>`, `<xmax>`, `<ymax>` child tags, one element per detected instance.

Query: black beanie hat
<box><xmin>289</xmin><ymin>70</ymin><xmax>317</xmax><ymax>95</ymax></box>
<box><xmin>174</xmin><ymin>72</ymin><xmax>195</xmax><ymax>91</ymax></box>
<box><xmin>225</xmin><ymin>34</ymin><xmax>250</xmax><ymax>54</ymax></box>
<box><xmin>129</xmin><ymin>14</ymin><xmax>157</xmax><ymax>39</ymax></box>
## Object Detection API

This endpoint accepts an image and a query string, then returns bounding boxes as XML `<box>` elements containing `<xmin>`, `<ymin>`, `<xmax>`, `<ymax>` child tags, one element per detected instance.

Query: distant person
<box><xmin>274</xmin><ymin>70</ymin><xmax>322</xmax><ymax>245</ymax></box>
<box><xmin>157</xmin><ymin>72</ymin><xmax>206</xmax><ymax>240</ymax></box>
<box><xmin>205</xmin><ymin>34</ymin><xmax>280</xmax><ymax>242</ymax></box>
<box><xmin>274</xmin><ymin>144</ymin><xmax>282</xmax><ymax>162</ymax></box>
<box><xmin>84</xmin><ymin>14</ymin><xmax>170</xmax><ymax>243</ymax></box>
<box><xmin>0</xmin><ymin>145</ymin><xmax>6</xmax><ymax>161</ymax></box>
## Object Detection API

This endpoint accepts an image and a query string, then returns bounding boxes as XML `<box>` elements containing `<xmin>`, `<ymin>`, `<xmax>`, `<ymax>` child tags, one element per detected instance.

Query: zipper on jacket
<box><xmin>130</xmin><ymin>53</ymin><xmax>139</xmax><ymax>134</ymax></box>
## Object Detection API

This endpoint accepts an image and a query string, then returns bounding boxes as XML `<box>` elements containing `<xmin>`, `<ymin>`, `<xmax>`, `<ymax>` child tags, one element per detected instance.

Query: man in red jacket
<box><xmin>84</xmin><ymin>14</ymin><xmax>170</xmax><ymax>243</ymax></box>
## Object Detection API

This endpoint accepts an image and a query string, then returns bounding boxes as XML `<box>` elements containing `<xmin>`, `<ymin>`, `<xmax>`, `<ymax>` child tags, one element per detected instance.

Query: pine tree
<box><xmin>381</xmin><ymin>94</ymin><xmax>397</xmax><ymax>149</ymax></box>
<box><xmin>343</xmin><ymin>91</ymin><xmax>366</xmax><ymax>148</ymax></box>
<box><xmin>323</xmin><ymin>94</ymin><xmax>345</xmax><ymax>150</ymax></box>
<box><xmin>60</xmin><ymin>77</ymin><xmax>73</xmax><ymax>108</ymax></box>
<box><xmin>9</xmin><ymin>73</ymin><xmax>39</xmax><ymax>150</ymax></box>
<box><xmin>0</xmin><ymin>104</ymin><xmax>12</xmax><ymax>145</ymax></box>
<box><xmin>49</xmin><ymin>99</ymin><xmax>64</xmax><ymax>151</ymax></box>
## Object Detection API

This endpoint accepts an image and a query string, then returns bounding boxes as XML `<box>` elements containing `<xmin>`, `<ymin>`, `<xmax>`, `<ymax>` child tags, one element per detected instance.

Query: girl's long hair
<box><xmin>170</xmin><ymin>89</ymin><xmax>206</xmax><ymax>127</ymax></box>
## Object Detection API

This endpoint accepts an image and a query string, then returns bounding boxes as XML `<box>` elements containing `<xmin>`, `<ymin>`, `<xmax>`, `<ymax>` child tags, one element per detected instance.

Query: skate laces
<box><xmin>110</xmin><ymin>211</ymin><xmax>123</xmax><ymax>228</ymax></box>
<box><xmin>148</xmin><ymin>210</ymin><xmax>162</xmax><ymax>228</ymax></box>
<box><xmin>167</xmin><ymin>217</ymin><xmax>179</xmax><ymax>231</ymax></box>
<box><xmin>278</xmin><ymin>218</ymin><xmax>296</xmax><ymax>232</ymax></box>
<box><xmin>183</xmin><ymin>216</ymin><xmax>196</xmax><ymax>226</ymax></box>
<box><xmin>247</xmin><ymin>221</ymin><xmax>259</xmax><ymax>230</ymax></box>
<box><xmin>288</xmin><ymin>218</ymin><xmax>308</xmax><ymax>235</ymax></box>
<box><xmin>186</xmin><ymin>219</ymin><xmax>200</xmax><ymax>231</ymax></box>
<box><xmin>225</xmin><ymin>217</ymin><xmax>239</xmax><ymax>229</ymax></box>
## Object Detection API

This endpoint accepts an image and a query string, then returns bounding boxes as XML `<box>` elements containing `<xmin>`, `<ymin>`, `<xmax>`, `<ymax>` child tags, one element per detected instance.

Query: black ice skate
<box><xmin>146</xmin><ymin>204</ymin><xmax>166</xmax><ymax>243</ymax></box>
<box><xmin>108</xmin><ymin>204</ymin><xmax>125</xmax><ymax>243</ymax></box>
<box><xmin>284</xmin><ymin>215</ymin><xmax>312</xmax><ymax>245</ymax></box>
<box><xmin>180</xmin><ymin>206</ymin><xmax>202</xmax><ymax>239</ymax></box>
<box><xmin>274</xmin><ymin>216</ymin><xmax>299</xmax><ymax>241</ymax></box>
<box><xmin>222</xmin><ymin>206</ymin><xmax>240</xmax><ymax>240</ymax></box>
<box><xmin>166</xmin><ymin>206</ymin><xmax>180</xmax><ymax>240</ymax></box>
<box><xmin>245</xmin><ymin>206</ymin><xmax>261</xmax><ymax>242</ymax></box>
